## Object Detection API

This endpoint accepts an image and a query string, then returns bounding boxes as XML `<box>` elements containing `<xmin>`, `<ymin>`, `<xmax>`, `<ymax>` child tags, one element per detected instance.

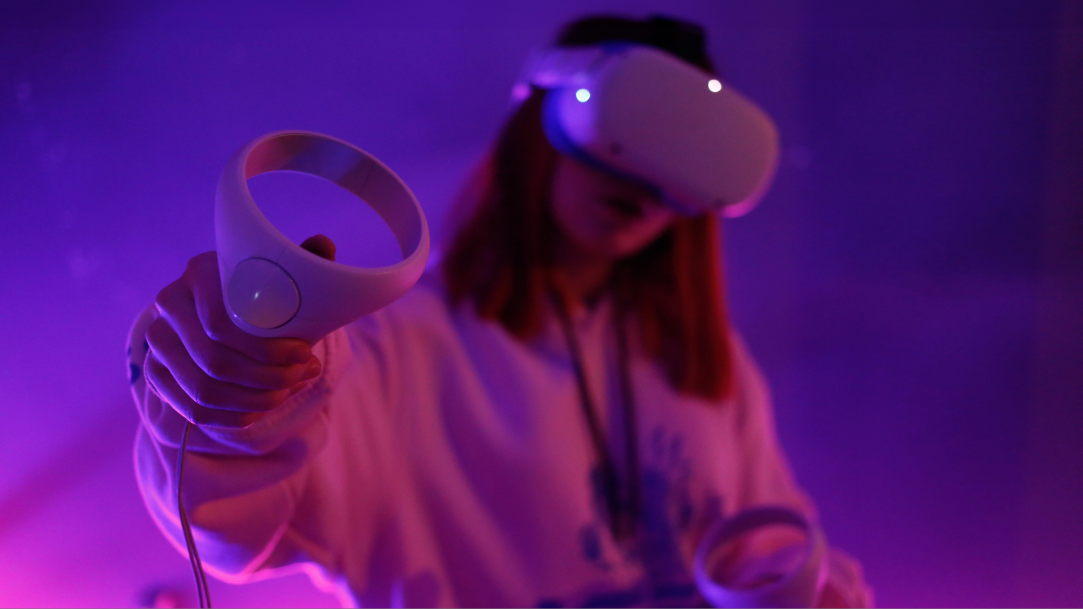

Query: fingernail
<box><xmin>301</xmin><ymin>359</ymin><xmax>322</xmax><ymax>381</ymax></box>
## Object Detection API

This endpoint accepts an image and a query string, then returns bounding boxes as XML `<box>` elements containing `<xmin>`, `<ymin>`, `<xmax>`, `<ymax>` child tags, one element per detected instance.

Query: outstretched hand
<box><xmin>143</xmin><ymin>235</ymin><xmax>337</xmax><ymax>428</ymax></box>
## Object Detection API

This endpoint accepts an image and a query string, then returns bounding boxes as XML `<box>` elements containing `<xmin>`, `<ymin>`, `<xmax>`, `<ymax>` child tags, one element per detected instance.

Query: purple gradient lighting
<box><xmin>1</xmin><ymin>1</ymin><xmax>1081</xmax><ymax>607</ymax></box>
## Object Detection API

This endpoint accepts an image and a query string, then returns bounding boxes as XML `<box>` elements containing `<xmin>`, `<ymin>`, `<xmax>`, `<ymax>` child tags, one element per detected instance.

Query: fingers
<box><xmin>154</xmin><ymin>275</ymin><xmax>320</xmax><ymax>391</ymax></box>
<box><xmin>146</xmin><ymin>315</ymin><xmax>299</xmax><ymax>414</ymax></box>
<box><xmin>143</xmin><ymin>250</ymin><xmax>328</xmax><ymax>430</ymax></box>
<box><xmin>301</xmin><ymin>234</ymin><xmax>336</xmax><ymax>261</ymax></box>
<box><xmin>143</xmin><ymin>349</ymin><xmax>263</xmax><ymax>429</ymax></box>
<box><xmin>184</xmin><ymin>252</ymin><xmax>312</xmax><ymax>366</ymax></box>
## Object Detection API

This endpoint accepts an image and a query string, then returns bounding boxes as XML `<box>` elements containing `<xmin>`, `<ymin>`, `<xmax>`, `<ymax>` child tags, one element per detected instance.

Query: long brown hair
<box><xmin>441</xmin><ymin>15</ymin><xmax>734</xmax><ymax>401</ymax></box>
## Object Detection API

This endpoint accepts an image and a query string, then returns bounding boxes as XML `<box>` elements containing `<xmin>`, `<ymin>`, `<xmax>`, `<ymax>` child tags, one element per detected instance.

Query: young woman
<box><xmin>129</xmin><ymin>15</ymin><xmax>872</xmax><ymax>608</ymax></box>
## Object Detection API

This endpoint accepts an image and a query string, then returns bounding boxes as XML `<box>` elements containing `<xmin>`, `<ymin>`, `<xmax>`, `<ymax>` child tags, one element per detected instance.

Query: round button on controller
<box><xmin>226</xmin><ymin>258</ymin><xmax>301</xmax><ymax>329</ymax></box>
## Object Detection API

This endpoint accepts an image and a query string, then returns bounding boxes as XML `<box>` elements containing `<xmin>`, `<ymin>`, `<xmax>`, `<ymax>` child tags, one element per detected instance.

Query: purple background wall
<box><xmin>2</xmin><ymin>1</ymin><xmax>1081</xmax><ymax>607</ymax></box>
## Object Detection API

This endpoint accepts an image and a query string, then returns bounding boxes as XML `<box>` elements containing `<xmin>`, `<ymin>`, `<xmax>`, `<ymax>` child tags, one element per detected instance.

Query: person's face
<box><xmin>549</xmin><ymin>155</ymin><xmax>677</xmax><ymax>262</ymax></box>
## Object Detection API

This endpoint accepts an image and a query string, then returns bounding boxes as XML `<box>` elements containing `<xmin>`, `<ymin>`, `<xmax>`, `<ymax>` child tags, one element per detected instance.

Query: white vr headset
<box><xmin>215</xmin><ymin>46</ymin><xmax>776</xmax><ymax>341</ymax></box>
<box><xmin>215</xmin><ymin>131</ymin><xmax>430</xmax><ymax>341</ymax></box>
<box><xmin>516</xmin><ymin>43</ymin><xmax>780</xmax><ymax>217</ymax></box>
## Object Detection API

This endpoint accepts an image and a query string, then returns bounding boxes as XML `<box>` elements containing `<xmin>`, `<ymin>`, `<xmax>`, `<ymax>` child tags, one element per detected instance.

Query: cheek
<box><xmin>550</xmin><ymin>182</ymin><xmax>603</xmax><ymax>246</ymax></box>
<box><xmin>549</xmin><ymin>159</ymin><xmax>676</xmax><ymax>258</ymax></box>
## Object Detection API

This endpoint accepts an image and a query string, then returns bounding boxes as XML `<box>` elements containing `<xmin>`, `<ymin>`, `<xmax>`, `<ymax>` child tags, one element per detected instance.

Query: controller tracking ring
<box><xmin>215</xmin><ymin>131</ymin><xmax>429</xmax><ymax>341</ymax></box>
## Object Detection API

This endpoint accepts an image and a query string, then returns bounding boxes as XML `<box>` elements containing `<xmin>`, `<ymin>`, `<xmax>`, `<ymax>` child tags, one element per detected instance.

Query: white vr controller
<box><xmin>215</xmin><ymin>131</ymin><xmax>430</xmax><ymax>342</ymax></box>
<box><xmin>517</xmin><ymin>44</ymin><xmax>780</xmax><ymax>217</ymax></box>
<box><xmin>694</xmin><ymin>506</ymin><xmax>826</xmax><ymax>608</ymax></box>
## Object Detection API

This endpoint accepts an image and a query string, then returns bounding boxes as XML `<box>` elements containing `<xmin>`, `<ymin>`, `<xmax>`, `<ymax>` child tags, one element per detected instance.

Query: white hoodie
<box><xmin>129</xmin><ymin>273</ymin><xmax>872</xmax><ymax>607</ymax></box>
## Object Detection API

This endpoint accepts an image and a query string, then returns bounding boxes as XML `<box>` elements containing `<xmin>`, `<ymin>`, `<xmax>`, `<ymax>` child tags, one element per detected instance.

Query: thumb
<box><xmin>300</xmin><ymin>234</ymin><xmax>336</xmax><ymax>261</ymax></box>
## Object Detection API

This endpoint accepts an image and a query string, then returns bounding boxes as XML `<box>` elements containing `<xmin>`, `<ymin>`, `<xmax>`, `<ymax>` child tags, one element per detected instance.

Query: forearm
<box><xmin>129</xmin><ymin>302</ymin><xmax>349</xmax><ymax>577</ymax></box>
<box><xmin>134</xmin><ymin>422</ymin><xmax>312</xmax><ymax>578</ymax></box>
<box><xmin>132</xmin><ymin>354</ymin><xmax>337</xmax><ymax>578</ymax></box>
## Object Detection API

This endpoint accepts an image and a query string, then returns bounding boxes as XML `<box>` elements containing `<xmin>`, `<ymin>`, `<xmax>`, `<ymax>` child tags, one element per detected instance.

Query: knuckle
<box><xmin>191</xmin><ymin>382</ymin><xmax>248</xmax><ymax>413</ymax></box>
<box><xmin>185</xmin><ymin>256</ymin><xmax>201</xmax><ymax>274</ymax></box>
<box><xmin>260</xmin><ymin>392</ymin><xmax>286</xmax><ymax>412</ymax></box>
<box><xmin>146</xmin><ymin>316</ymin><xmax>181</xmax><ymax>347</ymax></box>
<box><xmin>264</xmin><ymin>368</ymin><xmax>295</xmax><ymax>390</ymax></box>
<box><xmin>154</xmin><ymin>279</ymin><xmax>186</xmax><ymax>311</ymax></box>
<box><xmin>145</xmin><ymin>353</ymin><xmax>173</xmax><ymax>390</ymax></box>
<box><xmin>186</xmin><ymin>405</ymin><xmax>211</xmax><ymax>427</ymax></box>
<box><xmin>142</xmin><ymin>355</ymin><xmax>166</xmax><ymax>399</ymax></box>
<box><xmin>203</xmin><ymin>307</ymin><xmax>233</xmax><ymax>342</ymax></box>
<box><xmin>245</xmin><ymin>390</ymin><xmax>279</xmax><ymax>413</ymax></box>
<box><xmin>186</xmin><ymin>252</ymin><xmax>216</xmax><ymax>275</ymax></box>
<box><xmin>145</xmin><ymin>318</ymin><xmax>168</xmax><ymax>347</ymax></box>
<box><xmin>187</xmin><ymin>382</ymin><xmax>218</xmax><ymax>409</ymax></box>
<box><xmin>145</xmin><ymin>321</ymin><xmax>194</xmax><ymax>371</ymax></box>
<box><xmin>236</xmin><ymin>413</ymin><xmax>262</xmax><ymax>429</ymax></box>
<box><xmin>200</xmin><ymin>350</ymin><xmax>236</xmax><ymax>382</ymax></box>
<box><xmin>153</xmin><ymin>288</ymin><xmax>171</xmax><ymax>313</ymax></box>
<box><xmin>170</xmin><ymin>401</ymin><xmax>192</xmax><ymax>423</ymax></box>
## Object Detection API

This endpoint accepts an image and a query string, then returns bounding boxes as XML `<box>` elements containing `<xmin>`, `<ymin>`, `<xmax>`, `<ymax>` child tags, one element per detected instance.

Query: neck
<box><xmin>552</xmin><ymin>238</ymin><xmax>613</xmax><ymax>308</ymax></box>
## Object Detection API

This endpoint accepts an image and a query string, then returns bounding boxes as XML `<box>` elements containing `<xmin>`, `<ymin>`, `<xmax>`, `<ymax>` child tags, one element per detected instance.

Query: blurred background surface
<box><xmin>1</xmin><ymin>1</ymin><xmax>1081</xmax><ymax>606</ymax></box>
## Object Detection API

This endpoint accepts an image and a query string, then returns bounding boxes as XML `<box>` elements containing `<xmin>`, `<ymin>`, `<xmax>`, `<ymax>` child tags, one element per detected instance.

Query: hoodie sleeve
<box><xmin>127</xmin><ymin>303</ymin><xmax>400</xmax><ymax>586</ymax></box>
<box><xmin>727</xmin><ymin>334</ymin><xmax>875</xmax><ymax>607</ymax></box>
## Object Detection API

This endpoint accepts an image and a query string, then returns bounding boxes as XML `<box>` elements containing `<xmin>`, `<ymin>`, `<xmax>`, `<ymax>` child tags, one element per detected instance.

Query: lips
<box><xmin>604</xmin><ymin>196</ymin><xmax>645</xmax><ymax>218</ymax></box>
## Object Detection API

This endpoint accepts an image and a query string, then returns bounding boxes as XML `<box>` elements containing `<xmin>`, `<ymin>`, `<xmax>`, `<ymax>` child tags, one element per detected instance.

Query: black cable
<box><xmin>178</xmin><ymin>420</ymin><xmax>212</xmax><ymax>608</ymax></box>
<box><xmin>553</xmin><ymin>294</ymin><xmax>640</xmax><ymax>540</ymax></box>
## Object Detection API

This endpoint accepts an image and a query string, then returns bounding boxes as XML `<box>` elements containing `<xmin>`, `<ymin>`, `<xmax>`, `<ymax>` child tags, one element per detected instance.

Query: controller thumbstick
<box><xmin>225</xmin><ymin>258</ymin><xmax>301</xmax><ymax>329</ymax></box>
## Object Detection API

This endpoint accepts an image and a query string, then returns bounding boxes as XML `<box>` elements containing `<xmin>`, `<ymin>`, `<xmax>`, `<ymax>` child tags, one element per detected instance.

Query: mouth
<box><xmin>604</xmin><ymin>196</ymin><xmax>646</xmax><ymax>219</ymax></box>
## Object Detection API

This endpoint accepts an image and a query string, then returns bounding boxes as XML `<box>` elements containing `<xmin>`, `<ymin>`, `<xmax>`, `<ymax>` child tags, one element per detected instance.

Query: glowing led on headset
<box><xmin>708</xmin><ymin>79</ymin><xmax>722</xmax><ymax>92</ymax></box>
<box><xmin>575</xmin><ymin>88</ymin><xmax>591</xmax><ymax>102</ymax></box>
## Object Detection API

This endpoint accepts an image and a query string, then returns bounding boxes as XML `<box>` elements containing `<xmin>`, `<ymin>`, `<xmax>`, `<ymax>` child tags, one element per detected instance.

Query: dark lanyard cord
<box><xmin>614</xmin><ymin>303</ymin><xmax>641</xmax><ymax>533</ymax></box>
<box><xmin>552</xmin><ymin>294</ymin><xmax>640</xmax><ymax>540</ymax></box>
